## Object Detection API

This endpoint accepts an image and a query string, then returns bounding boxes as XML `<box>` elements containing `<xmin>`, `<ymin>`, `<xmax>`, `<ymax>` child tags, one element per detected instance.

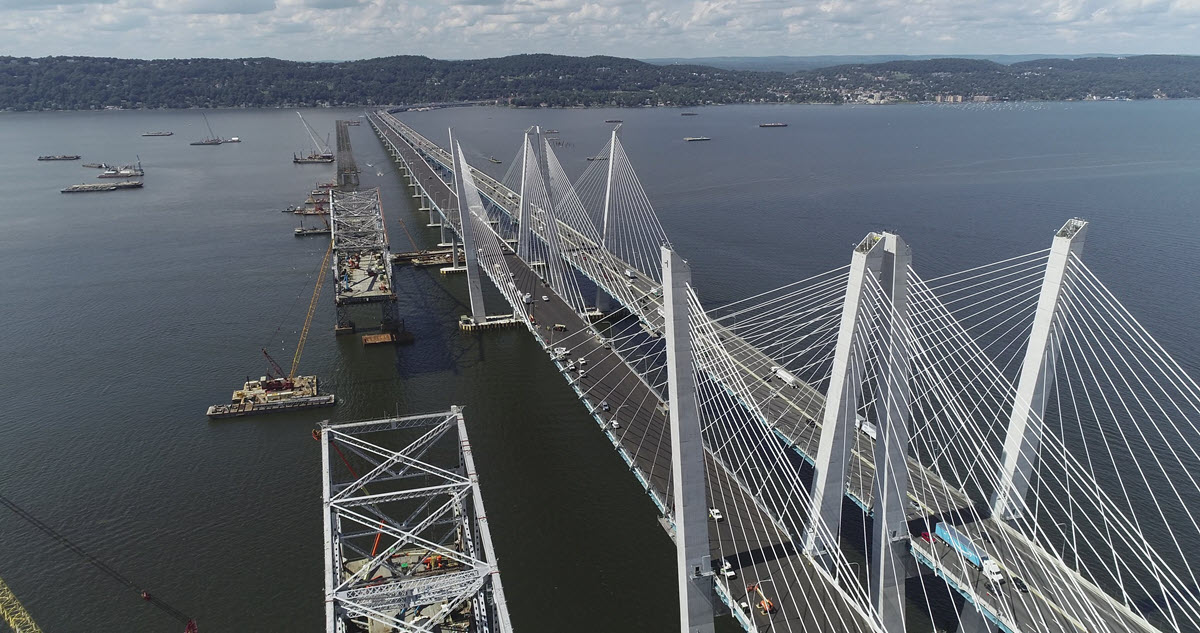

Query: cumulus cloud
<box><xmin>1</xmin><ymin>0</ymin><xmax>1199</xmax><ymax>60</ymax></box>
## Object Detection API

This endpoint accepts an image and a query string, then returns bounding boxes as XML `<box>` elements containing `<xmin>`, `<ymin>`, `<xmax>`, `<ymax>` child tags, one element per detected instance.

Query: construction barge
<box><xmin>61</xmin><ymin>181</ymin><xmax>143</xmax><ymax>193</ymax></box>
<box><xmin>206</xmin><ymin>375</ymin><xmax>335</xmax><ymax>418</ymax></box>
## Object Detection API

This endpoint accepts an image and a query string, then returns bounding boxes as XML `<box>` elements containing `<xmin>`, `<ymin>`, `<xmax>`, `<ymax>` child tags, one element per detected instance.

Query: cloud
<box><xmin>2</xmin><ymin>0</ymin><xmax>1200</xmax><ymax>61</ymax></box>
<box><xmin>300</xmin><ymin>0</ymin><xmax>364</xmax><ymax>8</ymax></box>
<box><xmin>155</xmin><ymin>0</ymin><xmax>275</xmax><ymax>14</ymax></box>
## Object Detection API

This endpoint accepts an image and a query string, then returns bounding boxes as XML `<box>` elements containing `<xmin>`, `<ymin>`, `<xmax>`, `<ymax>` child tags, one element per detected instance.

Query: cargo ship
<box><xmin>38</xmin><ymin>155</ymin><xmax>81</xmax><ymax>161</ymax></box>
<box><xmin>684</xmin><ymin>136</ymin><xmax>711</xmax><ymax>142</ymax></box>
<box><xmin>205</xmin><ymin>374</ymin><xmax>335</xmax><ymax>418</ymax></box>
<box><xmin>61</xmin><ymin>181</ymin><xmax>144</xmax><ymax>193</ymax></box>
<box><xmin>759</xmin><ymin>123</ymin><xmax>788</xmax><ymax>128</ymax></box>
<box><xmin>142</xmin><ymin>131</ymin><xmax>173</xmax><ymax>136</ymax></box>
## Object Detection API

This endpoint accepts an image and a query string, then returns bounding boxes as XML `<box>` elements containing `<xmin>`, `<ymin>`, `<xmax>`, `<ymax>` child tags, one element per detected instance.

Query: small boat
<box><xmin>605</xmin><ymin>119</ymin><xmax>623</xmax><ymax>123</ymax></box>
<box><xmin>587</xmin><ymin>156</ymin><xmax>608</xmax><ymax>161</ymax></box>
<box><xmin>142</xmin><ymin>131</ymin><xmax>173</xmax><ymax>136</ymax></box>
<box><xmin>225</xmin><ymin>137</ymin><xmax>241</xmax><ymax>143</ymax></box>
<box><xmin>544</xmin><ymin>129</ymin><xmax>560</xmax><ymax>133</ymax></box>
<box><xmin>38</xmin><ymin>155</ymin><xmax>81</xmax><ymax>161</ymax></box>
<box><xmin>759</xmin><ymin>123</ymin><xmax>788</xmax><ymax>128</ymax></box>
<box><xmin>684</xmin><ymin>137</ymin><xmax>711</xmax><ymax>142</ymax></box>
<box><xmin>376</xmin><ymin>171</ymin><xmax>383</xmax><ymax>177</ymax></box>
<box><xmin>488</xmin><ymin>156</ymin><xmax>502</xmax><ymax>164</ymax></box>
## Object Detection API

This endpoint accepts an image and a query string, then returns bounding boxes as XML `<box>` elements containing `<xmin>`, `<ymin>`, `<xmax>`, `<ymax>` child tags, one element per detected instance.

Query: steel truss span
<box><xmin>321</xmin><ymin>408</ymin><xmax>512</xmax><ymax>633</ymax></box>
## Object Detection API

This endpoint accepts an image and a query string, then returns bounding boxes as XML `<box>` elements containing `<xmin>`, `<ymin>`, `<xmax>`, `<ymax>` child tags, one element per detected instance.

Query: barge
<box><xmin>62</xmin><ymin>181</ymin><xmax>143</xmax><ymax>193</ymax></box>
<box><xmin>206</xmin><ymin>375</ymin><xmax>335</xmax><ymax>418</ymax></box>
<box><xmin>39</xmin><ymin>155</ymin><xmax>81</xmax><ymax>161</ymax></box>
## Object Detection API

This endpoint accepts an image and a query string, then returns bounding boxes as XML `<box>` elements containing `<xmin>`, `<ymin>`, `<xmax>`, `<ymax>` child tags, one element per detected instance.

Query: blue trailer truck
<box><xmin>934</xmin><ymin>522</ymin><xmax>1005</xmax><ymax>584</ymax></box>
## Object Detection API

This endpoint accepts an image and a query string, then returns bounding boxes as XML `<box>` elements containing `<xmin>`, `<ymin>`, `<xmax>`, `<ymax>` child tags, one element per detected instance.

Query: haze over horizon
<box><xmin>1</xmin><ymin>0</ymin><xmax>1198</xmax><ymax>62</ymax></box>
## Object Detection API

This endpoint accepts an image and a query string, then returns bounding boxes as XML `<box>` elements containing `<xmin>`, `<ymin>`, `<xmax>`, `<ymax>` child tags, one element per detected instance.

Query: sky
<box><xmin>1</xmin><ymin>0</ymin><xmax>1198</xmax><ymax>61</ymax></box>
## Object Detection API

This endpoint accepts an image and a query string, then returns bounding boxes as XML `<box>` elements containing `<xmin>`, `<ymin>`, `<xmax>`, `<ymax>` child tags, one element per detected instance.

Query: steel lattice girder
<box><xmin>322</xmin><ymin>409</ymin><xmax>512</xmax><ymax>633</ymax></box>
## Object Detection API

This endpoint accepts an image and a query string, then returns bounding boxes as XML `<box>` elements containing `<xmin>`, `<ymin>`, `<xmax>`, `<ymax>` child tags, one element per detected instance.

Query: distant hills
<box><xmin>643</xmin><ymin>54</ymin><xmax>1128</xmax><ymax>73</ymax></box>
<box><xmin>0</xmin><ymin>53</ymin><xmax>1196</xmax><ymax>111</ymax></box>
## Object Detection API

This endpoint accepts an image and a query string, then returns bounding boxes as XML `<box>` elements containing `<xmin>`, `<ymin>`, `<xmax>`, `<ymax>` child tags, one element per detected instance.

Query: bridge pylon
<box><xmin>662</xmin><ymin>245</ymin><xmax>715</xmax><ymax>633</ymax></box>
<box><xmin>805</xmin><ymin>233</ymin><xmax>885</xmax><ymax>561</ymax></box>
<box><xmin>449</xmin><ymin>129</ymin><xmax>488</xmax><ymax>325</ymax></box>
<box><xmin>804</xmin><ymin>232</ymin><xmax>914</xmax><ymax>633</ymax></box>
<box><xmin>991</xmin><ymin>218</ymin><xmax>1089</xmax><ymax>520</ymax></box>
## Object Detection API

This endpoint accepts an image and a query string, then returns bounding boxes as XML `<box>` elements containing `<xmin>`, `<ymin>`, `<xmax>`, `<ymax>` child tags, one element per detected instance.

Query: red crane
<box><xmin>260</xmin><ymin>348</ymin><xmax>293</xmax><ymax>391</ymax></box>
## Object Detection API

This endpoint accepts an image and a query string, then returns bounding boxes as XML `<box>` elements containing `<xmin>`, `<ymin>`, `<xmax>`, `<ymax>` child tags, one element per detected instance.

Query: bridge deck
<box><xmin>370</xmin><ymin>111</ymin><xmax>874</xmax><ymax>632</ymax></box>
<box><xmin>368</xmin><ymin>110</ymin><xmax>1157</xmax><ymax>633</ymax></box>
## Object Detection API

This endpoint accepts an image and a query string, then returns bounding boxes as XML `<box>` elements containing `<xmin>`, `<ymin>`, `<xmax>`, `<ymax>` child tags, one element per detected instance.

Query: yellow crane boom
<box><xmin>289</xmin><ymin>243</ymin><xmax>332</xmax><ymax>380</ymax></box>
<box><xmin>0</xmin><ymin>576</ymin><xmax>43</xmax><ymax>633</ymax></box>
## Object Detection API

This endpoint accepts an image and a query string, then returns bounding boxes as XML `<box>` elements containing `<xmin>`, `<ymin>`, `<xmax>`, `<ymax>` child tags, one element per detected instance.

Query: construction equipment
<box><xmin>0</xmin><ymin>575</ymin><xmax>43</xmax><ymax>633</ymax></box>
<box><xmin>257</xmin><ymin>243</ymin><xmax>331</xmax><ymax>392</ymax></box>
<box><xmin>289</xmin><ymin>243</ymin><xmax>332</xmax><ymax>380</ymax></box>
<box><xmin>0</xmin><ymin>492</ymin><xmax>197</xmax><ymax>632</ymax></box>
<box><xmin>747</xmin><ymin>583</ymin><xmax>777</xmax><ymax>615</ymax></box>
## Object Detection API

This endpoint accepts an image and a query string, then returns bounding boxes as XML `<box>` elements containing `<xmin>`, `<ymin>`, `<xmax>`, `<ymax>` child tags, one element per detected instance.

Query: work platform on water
<box><xmin>329</xmin><ymin>119</ymin><xmax>405</xmax><ymax>344</ymax></box>
<box><xmin>369</xmin><ymin>110</ymin><xmax>1182</xmax><ymax>633</ymax></box>
<box><xmin>320</xmin><ymin>408</ymin><xmax>512</xmax><ymax>633</ymax></box>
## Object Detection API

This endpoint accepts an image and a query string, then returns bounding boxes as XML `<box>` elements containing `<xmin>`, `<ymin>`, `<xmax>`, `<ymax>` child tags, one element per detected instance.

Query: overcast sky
<box><xmin>1</xmin><ymin>0</ymin><xmax>1198</xmax><ymax>61</ymax></box>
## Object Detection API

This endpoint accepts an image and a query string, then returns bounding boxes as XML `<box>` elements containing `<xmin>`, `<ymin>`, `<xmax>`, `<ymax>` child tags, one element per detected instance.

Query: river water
<box><xmin>0</xmin><ymin>101</ymin><xmax>1198</xmax><ymax>632</ymax></box>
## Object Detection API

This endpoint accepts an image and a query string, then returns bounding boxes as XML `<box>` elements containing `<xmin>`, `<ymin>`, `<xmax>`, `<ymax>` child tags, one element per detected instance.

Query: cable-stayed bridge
<box><xmin>367</xmin><ymin>109</ymin><xmax>1200</xmax><ymax>633</ymax></box>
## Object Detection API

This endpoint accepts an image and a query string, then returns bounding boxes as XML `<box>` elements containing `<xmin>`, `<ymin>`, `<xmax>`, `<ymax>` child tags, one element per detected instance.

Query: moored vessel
<box><xmin>61</xmin><ymin>180</ymin><xmax>143</xmax><ymax>193</ymax></box>
<box><xmin>38</xmin><ymin>155</ymin><xmax>80</xmax><ymax>161</ymax></box>
<box><xmin>191</xmin><ymin>113</ymin><xmax>224</xmax><ymax>145</ymax></box>
<box><xmin>205</xmin><ymin>374</ymin><xmax>335</xmax><ymax>418</ymax></box>
<box><xmin>98</xmin><ymin>157</ymin><xmax>144</xmax><ymax>178</ymax></box>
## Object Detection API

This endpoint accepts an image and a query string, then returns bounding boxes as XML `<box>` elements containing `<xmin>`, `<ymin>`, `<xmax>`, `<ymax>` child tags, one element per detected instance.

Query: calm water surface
<box><xmin>0</xmin><ymin>101</ymin><xmax>1197</xmax><ymax>632</ymax></box>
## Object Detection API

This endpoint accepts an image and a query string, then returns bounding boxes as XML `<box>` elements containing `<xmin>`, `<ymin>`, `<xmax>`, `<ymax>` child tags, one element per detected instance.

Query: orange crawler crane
<box><xmin>747</xmin><ymin>583</ymin><xmax>777</xmax><ymax>615</ymax></box>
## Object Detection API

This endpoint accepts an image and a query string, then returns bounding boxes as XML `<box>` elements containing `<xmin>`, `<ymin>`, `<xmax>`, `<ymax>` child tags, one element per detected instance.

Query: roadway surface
<box><xmin>368</xmin><ymin>110</ymin><xmax>1159</xmax><ymax>633</ymax></box>
<box><xmin>370</xmin><ymin>110</ymin><xmax>875</xmax><ymax>632</ymax></box>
